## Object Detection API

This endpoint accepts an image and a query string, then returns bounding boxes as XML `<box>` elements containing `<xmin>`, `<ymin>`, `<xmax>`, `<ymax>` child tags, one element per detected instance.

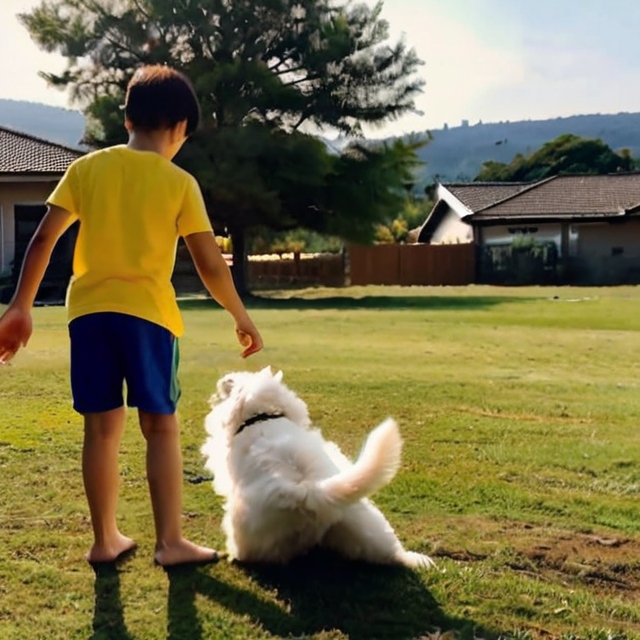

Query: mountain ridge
<box><xmin>3</xmin><ymin>99</ymin><xmax>640</xmax><ymax>184</ymax></box>
<box><xmin>410</xmin><ymin>112</ymin><xmax>640</xmax><ymax>185</ymax></box>
<box><xmin>0</xmin><ymin>98</ymin><xmax>86</xmax><ymax>149</ymax></box>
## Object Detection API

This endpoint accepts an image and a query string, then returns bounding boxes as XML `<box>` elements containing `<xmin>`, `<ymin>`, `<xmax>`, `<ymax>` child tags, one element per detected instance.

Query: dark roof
<box><xmin>472</xmin><ymin>173</ymin><xmax>640</xmax><ymax>220</ymax></box>
<box><xmin>0</xmin><ymin>125</ymin><xmax>83</xmax><ymax>174</ymax></box>
<box><xmin>417</xmin><ymin>182</ymin><xmax>531</xmax><ymax>242</ymax></box>
<box><xmin>416</xmin><ymin>173</ymin><xmax>640</xmax><ymax>242</ymax></box>
<box><xmin>443</xmin><ymin>182</ymin><xmax>531</xmax><ymax>212</ymax></box>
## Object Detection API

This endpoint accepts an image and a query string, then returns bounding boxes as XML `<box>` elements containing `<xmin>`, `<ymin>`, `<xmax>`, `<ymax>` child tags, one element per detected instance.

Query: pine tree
<box><xmin>22</xmin><ymin>0</ymin><xmax>426</xmax><ymax>293</ymax></box>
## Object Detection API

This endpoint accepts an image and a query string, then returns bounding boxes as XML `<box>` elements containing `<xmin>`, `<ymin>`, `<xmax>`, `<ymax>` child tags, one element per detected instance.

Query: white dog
<box><xmin>201</xmin><ymin>367</ymin><xmax>434</xmax><ymax>569</ymax></box>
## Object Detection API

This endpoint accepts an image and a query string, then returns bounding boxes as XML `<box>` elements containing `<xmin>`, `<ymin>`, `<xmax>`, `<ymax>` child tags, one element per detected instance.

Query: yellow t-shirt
<box><xmin>47</xmin><ymin>145</ymin><xmax>213</xmax><ymax>337</ymax></box>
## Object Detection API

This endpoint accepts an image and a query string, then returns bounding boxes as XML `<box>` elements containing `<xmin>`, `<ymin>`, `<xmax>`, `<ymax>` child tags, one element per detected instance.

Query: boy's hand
<box><xmin>235</xmin><ymin>321</ymin><xmax>263</xmax><ymax>359</ymax></box>
<box><xmin>183</xmin><ymin>232</ymin><xmax>264</xmax><ymax>358</ymax></box>
<box><xmin>0</xmin><ymin>306</ymin><xmax>33</xmax><ymax>364</ymax></box>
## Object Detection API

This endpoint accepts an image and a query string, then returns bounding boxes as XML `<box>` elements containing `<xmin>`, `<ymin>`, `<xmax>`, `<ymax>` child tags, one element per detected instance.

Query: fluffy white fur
<box><xmin>201</xmin><ymin>367</ymin><xmax>434</xmax><ymax>569</ymax></box>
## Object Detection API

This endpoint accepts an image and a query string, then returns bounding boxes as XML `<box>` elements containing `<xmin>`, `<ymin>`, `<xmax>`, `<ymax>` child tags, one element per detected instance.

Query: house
<box><xmin>416</xmin><ymin>174</ymin><xmax>640</xmax><ymax>285</ymax></box>
<box><xmin>0</xmin><ymin>125</ymin><xmax>212</xmax><ymax>302</ymax></box>
<box><xmin>0</xmin><ymin>126</ymin><xmax>84</xmax><ymax>303</ymax></box>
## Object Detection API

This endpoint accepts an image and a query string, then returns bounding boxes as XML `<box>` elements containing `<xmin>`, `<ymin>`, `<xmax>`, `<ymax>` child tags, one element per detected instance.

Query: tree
<box><xmin>21</xmin><ymin>0</ymin><xmax>425</xmax><ymax>294</ymax></box>
<box><xmin>474</xmin><ymin>134</ymin><xmax>635</xmax><ymax>182</ymax></box>
<box><xmin>374</xmin><ymin>194</ymin><xmax>432</xmax><ymax>243</ymax></box>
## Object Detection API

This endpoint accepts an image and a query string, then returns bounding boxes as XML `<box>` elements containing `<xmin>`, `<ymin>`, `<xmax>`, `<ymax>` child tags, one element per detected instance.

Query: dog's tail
<box><xmin>314</xmin><ymin>418</ymin><xmax>402</xmax><ymax>506</ymax></box>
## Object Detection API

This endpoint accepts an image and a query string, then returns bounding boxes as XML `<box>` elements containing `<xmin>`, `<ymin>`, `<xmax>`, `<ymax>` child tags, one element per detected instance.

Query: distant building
<box><xmin>415</xmin><ymin>174</ymin><xmax>640</xmax><ymax>285</ymax></box>
<box><xmin>0</xmin><ymin>125</ymin><xmax>83</xmax><ymax>303</ymax></box>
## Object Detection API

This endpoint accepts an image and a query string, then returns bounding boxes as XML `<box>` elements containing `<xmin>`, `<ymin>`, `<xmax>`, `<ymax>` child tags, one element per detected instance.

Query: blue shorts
<box><xmin>68</xmin><ymin>312</ymin><xmax>181</xmax><ymax>415</ymax></box>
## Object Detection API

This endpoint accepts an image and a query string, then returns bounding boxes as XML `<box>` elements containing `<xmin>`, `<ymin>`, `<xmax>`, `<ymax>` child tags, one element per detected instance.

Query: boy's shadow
<box><xmin>167</xmin><ymin>549</ymin><xmax>494</xmax><ymax>640</ymax></box>
<box><xmin>89</xmin><ymin>564</ymin><xmax>135</xmax><ymax>640</ymax></box>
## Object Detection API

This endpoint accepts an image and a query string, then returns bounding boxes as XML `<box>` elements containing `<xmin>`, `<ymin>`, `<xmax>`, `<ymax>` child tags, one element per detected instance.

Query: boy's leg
<box><xmin>83</xmin><ymin>407</ymin><xmax>136</xmax><ymax>563</ymax></box>
<box><xmin>70</xmin><ymin>313</ymin><xmax>135</xmax><ymax>563</ymax></box>
<box><xmin>138</xmin><ymin>410</ymin><xmax>218</xmax><ymax>566</ymax></box>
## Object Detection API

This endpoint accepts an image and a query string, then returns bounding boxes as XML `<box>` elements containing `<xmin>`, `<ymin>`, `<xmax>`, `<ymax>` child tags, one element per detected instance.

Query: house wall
<box><xmin>0</xmin><ymin>180</ymin><xmax>59</xmax><ymax>275</ymax></box>
<box><xmin>429</xmin><ymin>207</ymin><xmax>473</xmax><ymax>244</ymax></box>
<box><xmin>575</xmin><ymin>219</ymin><xmax>640</xmax><ymax>284</ymax></box>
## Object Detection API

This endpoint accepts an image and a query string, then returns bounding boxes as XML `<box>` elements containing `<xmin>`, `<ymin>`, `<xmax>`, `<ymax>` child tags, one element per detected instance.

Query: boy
<box><xmin>0</xmin><ymin>65</ymin><xmax>263</xmax><ymax>567</ymax></box>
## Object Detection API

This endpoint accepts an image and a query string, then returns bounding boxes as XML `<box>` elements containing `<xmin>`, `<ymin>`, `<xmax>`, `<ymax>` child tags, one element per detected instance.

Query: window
<box><xmin>507</xmin><ymin>227</ymin><xmax>538</xmax><ymax>235</ymax></box>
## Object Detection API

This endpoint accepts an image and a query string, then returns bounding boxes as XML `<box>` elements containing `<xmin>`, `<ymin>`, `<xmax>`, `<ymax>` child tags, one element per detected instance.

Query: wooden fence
<box><xmin>348</xmin><ymin>243</ymin><xmax>475</xmax><ymax>286</ymax></box>
<box><xmin>248</xmin><ymin>252</ymin><xmax>345</xmax><ymax>288</ymax></box>
<box><xmin>172</xmin><ymin>243</ymin><xmax>477</xmax><ymax>293</ymax></box>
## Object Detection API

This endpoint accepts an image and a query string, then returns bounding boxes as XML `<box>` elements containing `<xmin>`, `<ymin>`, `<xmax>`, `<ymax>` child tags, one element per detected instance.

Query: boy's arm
<box><xmin>0</xmin><ymin>205</ymin><xmax>76</xmax><ymax>363</ymax></box>
<box><xmin>184</xmin><ymin>231</ymin><xmax>263</xmax><ymax>358</ymax></box>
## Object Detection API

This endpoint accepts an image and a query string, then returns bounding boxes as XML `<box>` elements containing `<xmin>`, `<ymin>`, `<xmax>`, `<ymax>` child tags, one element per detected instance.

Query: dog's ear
<box><xmin>217</xmin><ymin>374</ymin><xmax>236</xmax><ymax>399</ymax></box>
<box><xmin>258</xmin><ymin>366</ymin><xmax>282</xmax><ymax>382</ymax></box>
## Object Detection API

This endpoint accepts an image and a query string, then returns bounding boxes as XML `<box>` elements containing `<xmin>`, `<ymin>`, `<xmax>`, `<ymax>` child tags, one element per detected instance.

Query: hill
<box><xmin>410</xmin><ymin>112</ymin><xmax>640</xmax><ymax>185</ymax></box>
<box><xmin>3</xmin><ymin>99</ymin><xmax>640</xmax><ymax>185</ymax></box>
<box><xmin>0</xmin><ymin>99</ymin><xmax>85</xmax><ymax>149</ymax></box>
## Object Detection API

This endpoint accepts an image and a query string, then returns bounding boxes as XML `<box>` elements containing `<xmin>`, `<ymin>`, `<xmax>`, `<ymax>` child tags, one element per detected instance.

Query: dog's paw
<box><xmin>399</xmin><ymin>550</ymin><xmax>437</xmax><ymax>570</ymax></box>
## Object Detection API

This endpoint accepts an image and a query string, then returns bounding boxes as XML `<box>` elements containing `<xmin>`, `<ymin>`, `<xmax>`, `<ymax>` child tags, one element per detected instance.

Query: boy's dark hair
<box><xmin>124</xmin><ymin>65</ymin><xmax>200</xmax><ymax>135</ymax></box>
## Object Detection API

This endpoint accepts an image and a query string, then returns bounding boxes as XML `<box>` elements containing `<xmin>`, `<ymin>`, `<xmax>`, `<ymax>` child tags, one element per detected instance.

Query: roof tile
<box><xmin>473</xmin><ymin>174</ymin><xmax>640</xmax><ymax>218</ymax></box>
<box><xmin>444</xmin><ymin>182</ymin><xmax>531</xmax><ymax>212</ymax></box>
<box><xmin>0</xmin><ymin>125</ymin><xmax>83</xmax><ymax>174</ymax></box>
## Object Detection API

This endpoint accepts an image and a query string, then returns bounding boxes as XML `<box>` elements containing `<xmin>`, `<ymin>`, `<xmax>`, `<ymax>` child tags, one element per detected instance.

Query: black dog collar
<box><xmin>235</xmin><ymin>412</ymin><xmax>284</xmax><ymax>436</ymax></box>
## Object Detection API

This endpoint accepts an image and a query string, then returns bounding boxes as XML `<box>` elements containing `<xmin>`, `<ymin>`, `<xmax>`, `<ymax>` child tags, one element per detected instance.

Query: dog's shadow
<box><xmin>241</xmin><ymin>549</ymin><xmax>482</xmax><ymax>639</ymax></box>
<box><xmin>167</xmin><ymin>549</ymin><xmax>493</xmax><ymax>640</ymax></box>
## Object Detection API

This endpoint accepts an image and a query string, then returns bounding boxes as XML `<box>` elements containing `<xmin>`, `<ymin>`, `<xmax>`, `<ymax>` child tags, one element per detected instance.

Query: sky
<box><xmin>2</xmin><ymin>0</ymin><xmax>640</xmax><ymax>136</ymax></box>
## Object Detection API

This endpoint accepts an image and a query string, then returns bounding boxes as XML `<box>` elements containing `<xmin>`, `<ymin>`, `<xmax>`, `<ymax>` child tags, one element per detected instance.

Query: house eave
<box><xmin>437</xmin><ymin>185</ymin><xmax>475</xmax><ymax>218</ymax></box>
<box><xmin>0</xmin><ymin>173</ymin><xmax>64</xmax><ymax>183</ymax></box>
<box><xmin>468</xmin><ymin>211</ymin><xmax>638</xmax><ymax>225</ymax></box>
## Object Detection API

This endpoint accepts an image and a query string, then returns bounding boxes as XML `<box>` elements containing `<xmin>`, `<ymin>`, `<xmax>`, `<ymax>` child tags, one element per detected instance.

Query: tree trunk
<box><xmin>230</xmin><ymin>227</ymin><xmax>249</xmax><ymax>298</ymax></box>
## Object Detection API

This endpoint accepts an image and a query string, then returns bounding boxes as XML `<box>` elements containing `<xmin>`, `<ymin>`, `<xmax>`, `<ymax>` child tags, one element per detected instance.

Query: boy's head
<box><xmin>124</xmin><ymin>65</ymin><xmax>200</xmax><ymax>136</ymax></box>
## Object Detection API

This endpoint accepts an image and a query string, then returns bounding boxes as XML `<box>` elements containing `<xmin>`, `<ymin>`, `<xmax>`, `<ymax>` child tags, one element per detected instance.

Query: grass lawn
<box><xmin>1</xmin><ymin>284</ymin><xmax>640</xmax><ymax>639</ymax></box>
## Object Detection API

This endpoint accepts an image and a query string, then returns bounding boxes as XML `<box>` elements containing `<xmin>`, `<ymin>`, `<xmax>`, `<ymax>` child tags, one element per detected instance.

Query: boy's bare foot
<box><xmin>86</xmin><ymin>534</ymin><xmax>137</xmax><ymax>565</ymax></box>
<box><xmin>153</xmin><ymin>538</ymin><xmax>219</xmax><ymax>567</ymax></box>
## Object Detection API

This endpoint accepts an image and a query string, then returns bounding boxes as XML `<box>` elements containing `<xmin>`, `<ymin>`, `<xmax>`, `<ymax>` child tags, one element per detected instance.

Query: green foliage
<box><xmin>375</xmin><ymin>194</ymin><xmax>432</xmax><ymax>243</ymax></box>
<box><xmin>374</xmin><ymin>218</ymin><xmax>405</xmax><ymax>243</ymax></box>
<box><xmin>179</xmin><ymin>124</ymin><xmax>333</xmax><ymax>234</ymax></box>
<box><xmin>475</xmin><ymin>134</ymin><xmax>636</xmax><ymax>182</ymax></box>
<box><xmin>250</xmin><ymin>228</ymin><xmax>343</xmax><ymax>254</ymax></box>
<box><xmin>322</xmin><ymin>136</ymin><xmax>427</xmax><ymax>243</ymax></box>
<box><xmin>511</xmin><ymin>235</ymin><xmax>543</xmax><ymax>254</ymax></box>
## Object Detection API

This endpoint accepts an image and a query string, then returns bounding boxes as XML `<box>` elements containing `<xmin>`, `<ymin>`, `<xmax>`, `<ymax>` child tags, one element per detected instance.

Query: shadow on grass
<box><xmin>90</xmin><ymin>564</ymin><xmax>135</xmax><ymax>640</ymax></box>
<box><xmin>166</xmin><ymin>549</ymin><xmax>499</xmax><ymax>640</ymax></box>
<box><xmin>179</xmin><ymin>293</ymin><xmax>536</xmax><ymax>313</ymax></box>
<box><xmin>166</xmin><ymin>563</ymin><xmax>301</xmax><ymax>640</ymax></box>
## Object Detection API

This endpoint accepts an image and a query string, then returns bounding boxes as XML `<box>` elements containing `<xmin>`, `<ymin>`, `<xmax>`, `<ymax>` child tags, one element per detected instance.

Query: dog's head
<box><xmin>206</xmin><ymin>366</ymin><xmax>310</xmax><ymax>437</ymax></box>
